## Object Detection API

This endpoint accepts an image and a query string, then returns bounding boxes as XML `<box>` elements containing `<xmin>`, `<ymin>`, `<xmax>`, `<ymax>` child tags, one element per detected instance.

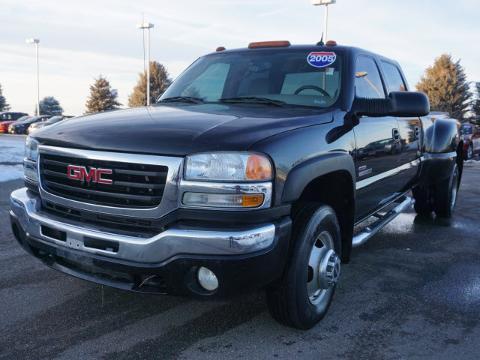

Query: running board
<box><xmin>352</xmin><ymin>196</ymin><xmax>414</xmax><ymax>248</ymax></box>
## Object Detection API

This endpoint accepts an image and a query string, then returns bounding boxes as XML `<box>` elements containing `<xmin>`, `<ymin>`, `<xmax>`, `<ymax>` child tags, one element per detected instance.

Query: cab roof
<box><xmin>208</xmin><ymin>42</ymin><xmax>400</xmax><ymax>68</ymax></box>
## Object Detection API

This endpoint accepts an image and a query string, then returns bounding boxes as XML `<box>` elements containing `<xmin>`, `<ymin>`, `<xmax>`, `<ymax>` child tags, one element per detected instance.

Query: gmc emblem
<box><xmin>67</xmin><ymin>165</ymin><xmax>113</xmax><ymax>185</ymax></box>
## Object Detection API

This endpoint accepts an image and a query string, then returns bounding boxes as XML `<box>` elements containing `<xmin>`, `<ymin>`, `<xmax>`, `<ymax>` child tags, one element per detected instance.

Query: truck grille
<box><xmin>39</xmin><ymin>153</ymin><xmax>168</xmax><ymax>208</ymax></box>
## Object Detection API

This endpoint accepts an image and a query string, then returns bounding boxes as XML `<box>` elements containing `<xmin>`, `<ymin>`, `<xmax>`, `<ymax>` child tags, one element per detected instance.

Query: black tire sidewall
<box><xmin>434</xmin><ymin>163</ymin><xmax>459</xmax><ymax>218</ymax></box>
<box><xmin>287</xmin><ymin>205</ymin><xmax>342</xmax><ymax>329</ymax></box>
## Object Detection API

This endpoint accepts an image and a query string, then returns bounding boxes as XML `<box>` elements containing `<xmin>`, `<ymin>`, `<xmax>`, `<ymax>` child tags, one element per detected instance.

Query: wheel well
<box><xmin>293</xmin><ymin>171</ymin><xmax>355</xmax><ymax>263</ymax></box>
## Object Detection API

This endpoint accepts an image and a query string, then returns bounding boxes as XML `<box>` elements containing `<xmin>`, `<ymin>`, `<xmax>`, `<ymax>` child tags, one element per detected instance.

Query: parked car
<box><xmin>0</xmin><ymin>111</ymin><xmax>28</xmax><ymax>121</ymax></box>
<box><xmin>8</xmin><ymin>115</ymin><xmax>49</xmax><ymax>134</ymax></box>
<box><xmin>0</xmin><ymin>112</ymin><xmax>29</xmax><ymax>133</ymax></box>
<box><xmin>11</xmin><ymin>42</ymin><xmax>462</xmax><ymax>329</ymax></box>
<box><xmin>27</xmin><ymin>116</ymin><xmax>67</xmax><ymax>134</ymax></box>
<box><xmin>2</xmin><ymin>116</ymin><xmax>26</xmax><ymax>133</ymax></box>
<box><xmin>460</xmin><ymin>123</ymin><xmax>480</xmax><ymax>159</ymax></box>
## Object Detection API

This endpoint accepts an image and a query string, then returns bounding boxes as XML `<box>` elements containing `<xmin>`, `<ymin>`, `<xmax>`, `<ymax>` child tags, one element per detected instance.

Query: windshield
<box><xmin>160</xmin><ymin>49</ymin><xmax>342</xmax><ymax>108</ymax></box>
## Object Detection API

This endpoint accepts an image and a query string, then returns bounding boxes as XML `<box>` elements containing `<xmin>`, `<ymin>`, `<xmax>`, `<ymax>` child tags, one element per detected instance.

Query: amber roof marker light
<box><xmin>248</xmin><ymin>41</ymin><xmax>291</xmax><ymax>49</ymax></box>
<box><xmin>312</xmin><ymin>0</ymin><xmax>336</xmax><ymax>42</ymax></box>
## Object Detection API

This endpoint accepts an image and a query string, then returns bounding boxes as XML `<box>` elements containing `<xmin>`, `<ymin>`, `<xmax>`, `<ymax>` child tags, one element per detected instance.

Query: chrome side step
<box><xmin>352</xmin><ymin>196</ymin><xmax>414</xmax><ymax>248</ymax></box>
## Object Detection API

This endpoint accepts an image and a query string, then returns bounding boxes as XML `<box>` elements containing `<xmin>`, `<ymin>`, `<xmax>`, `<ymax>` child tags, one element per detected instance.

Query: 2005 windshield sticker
<box><xmin>307</xmin><ymin>52</ymin><xmax>337</xmax><ymax>68</ymax></box>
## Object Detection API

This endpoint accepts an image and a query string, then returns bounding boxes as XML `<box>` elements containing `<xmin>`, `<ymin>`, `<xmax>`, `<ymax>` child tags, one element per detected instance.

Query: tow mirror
<box><xmin>352</xmin><ymin>91</ymin><xmax>430</xmax><ymax>118</ymax></box>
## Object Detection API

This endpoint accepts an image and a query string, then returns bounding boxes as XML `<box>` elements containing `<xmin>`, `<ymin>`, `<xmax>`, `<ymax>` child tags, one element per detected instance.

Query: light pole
<box><xmin>311</xmin><ymin>0</ymin><xmax>336</xmax><ymax>41</ymax></box>
<box><xmin>26</xmin><ymin>38</ymin><xmax>40</xmax><ymax>115</ymax></box>
<box><xmin>137</xmin><ymin>21</ymin><xmax>154</xmax><ymax>106</ymax></box>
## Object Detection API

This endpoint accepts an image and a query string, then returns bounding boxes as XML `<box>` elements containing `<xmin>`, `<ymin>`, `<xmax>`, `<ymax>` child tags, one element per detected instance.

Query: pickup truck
<box><xmin>9</xmin><ymin>41</ymin><xmax>462</xmax><ymax>329</ymax></box>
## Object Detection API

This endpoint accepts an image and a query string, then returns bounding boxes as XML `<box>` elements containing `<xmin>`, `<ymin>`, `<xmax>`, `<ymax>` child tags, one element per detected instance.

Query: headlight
<box><xmin>182</xmin><ymin>152</ymin><xmax>273</xmax><ymax>210</ymax></box>
<box><xmin>25</xmin><ymin>137</ymin><xmax>39</xmax><ymax>162</ymax></box>
<box><xmin>24</xmin><ymin>137</ymin><xmax>39</xmax><ymax>183</ymax></box>
<box><xmin>184</xmin><ymin>152</ymin><xmax>273</xmax><ymax>182</ymax></box>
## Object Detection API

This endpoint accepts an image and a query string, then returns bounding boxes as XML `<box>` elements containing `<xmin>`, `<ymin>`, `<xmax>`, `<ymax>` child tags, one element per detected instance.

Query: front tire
<box><xmin>266</xmin><ymin>204</ymin><xmax>342</xmax><ymax>329</ymax></box>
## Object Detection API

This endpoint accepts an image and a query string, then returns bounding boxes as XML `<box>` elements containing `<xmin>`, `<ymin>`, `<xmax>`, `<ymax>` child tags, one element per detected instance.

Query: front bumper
<box><xmin>10</xmin><ymin>188</ymin><xmax>291</xmax><ymax>296</ymax></box>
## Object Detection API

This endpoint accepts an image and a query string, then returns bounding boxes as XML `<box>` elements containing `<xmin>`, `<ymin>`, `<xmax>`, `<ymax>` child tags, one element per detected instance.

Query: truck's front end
<box><xmin>10</xmin><ymin>43</ymin><xmax>344</xmax><ymax>298</ymax></box>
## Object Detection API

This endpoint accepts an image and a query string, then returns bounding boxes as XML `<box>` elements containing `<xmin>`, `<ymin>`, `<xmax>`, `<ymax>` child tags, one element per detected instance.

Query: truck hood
<box><xmin>34</xmin><ymin>104</ymin><xmax>333</xmax><ymax>156</ymax></box>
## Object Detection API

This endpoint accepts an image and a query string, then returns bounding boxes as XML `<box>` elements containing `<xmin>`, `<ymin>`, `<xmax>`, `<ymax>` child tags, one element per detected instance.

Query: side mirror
<box><xmin>352</xmin><ymin>91</ymin><xmax>430</xmax><ymax>118</ymax></box>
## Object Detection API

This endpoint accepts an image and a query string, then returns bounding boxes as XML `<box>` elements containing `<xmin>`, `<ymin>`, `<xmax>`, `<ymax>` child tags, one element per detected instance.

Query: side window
<box><xmin>182</xmin><ymin>63</ymin><xmax>230</xmax><ymax>101</ymax></box>
<box><xmin>355</xmin><ymin>56</ymin><xmax>385</xmax><ymax>99</ymax></box>
<box><xmin>382</xmin><ymin>61</ymin><xmax>407</xmax><ymax>93</ymax></box>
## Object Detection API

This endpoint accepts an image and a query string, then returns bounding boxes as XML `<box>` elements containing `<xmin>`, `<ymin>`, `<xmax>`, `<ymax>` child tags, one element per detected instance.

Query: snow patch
<box><xmin>0</xmin><ymin>165</ymin><xmax>24</xmax><ymax>182</ymax></box>
<box><xmin>0</xmin><ymin>137</ymin><xmax>25</xmax><ymax>164</ymax></box>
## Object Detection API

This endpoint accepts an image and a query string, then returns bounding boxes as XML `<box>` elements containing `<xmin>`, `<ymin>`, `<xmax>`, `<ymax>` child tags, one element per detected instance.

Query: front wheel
<box><xmin>266</xmin><ymin>204</ymin><xmax>342</xmax><ymax>329</ymax></box>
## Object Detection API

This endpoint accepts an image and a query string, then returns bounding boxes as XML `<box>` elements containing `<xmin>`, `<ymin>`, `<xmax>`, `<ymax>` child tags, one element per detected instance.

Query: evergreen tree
<box><xmin>416</xmin><ymin>54</ymin><xmax>471</xmax><ymax>121</ymax></box>
<box><xmin>85</xmin><ymin>76</ymin><xmax>121</xmax><ymax>114</ymax></box>
<box><xmin>128</xmin><ymin>61</ymin><xmax>171</xmax><ymax>107</ymax></box>
<box><xmin>0</xmin><ymin>84</ymin><xmax>10</xmax><ymax>111</ymax></box>
<box><xmin>472</xmin><ymin>82</ymin><xmax>480</xmax><ymax>123</ymax></box>
<box><xmin>39</xmin><ymin>96</ymin><xmax>63</xmax><ymax>116</ymax></box>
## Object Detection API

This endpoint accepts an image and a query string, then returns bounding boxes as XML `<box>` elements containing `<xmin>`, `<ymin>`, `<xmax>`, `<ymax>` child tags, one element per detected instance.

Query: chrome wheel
<box><xmin>307</xmin><ymin>231</ymin><xmax>341</xmax><ymax>306</ymax></box>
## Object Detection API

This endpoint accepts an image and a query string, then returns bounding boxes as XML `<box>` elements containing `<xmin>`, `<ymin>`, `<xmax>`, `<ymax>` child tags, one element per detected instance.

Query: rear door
<box><xmin>380</xmin><ymin>61</ymin><xmax>421</xmax><ymax>188</ymax></box>
<box><xmin>353</xmin><ymin>55</ymin><xmax>402</xmax><ymax>221</ymax></box>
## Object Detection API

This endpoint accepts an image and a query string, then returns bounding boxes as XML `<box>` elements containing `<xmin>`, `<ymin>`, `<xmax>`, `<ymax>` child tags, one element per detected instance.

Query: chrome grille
<box><xmin>39</xmin><ymin>153</ymin><xmax>168</xmax><ymax>208</ymax></box>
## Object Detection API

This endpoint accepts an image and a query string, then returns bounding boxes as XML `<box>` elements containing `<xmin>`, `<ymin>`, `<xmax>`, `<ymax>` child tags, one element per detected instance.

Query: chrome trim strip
<box><xmin>179</xmin><ymin>180</ymin><xmax>272</xmax><ymax>210</ymax></box>
<box><xmin>37</xmin><ymin>145</ymin><xmax>184</xmax><ymax>219</ymax></box>
<box><xmin>11</xmin><ymin>188</ymin><xmax>276</xmax><ymax>263</ymax></box>
<box><xmin>356</xmin><ymin>158</ymin><xmax>422</xmax><ymax>191</ymax></box>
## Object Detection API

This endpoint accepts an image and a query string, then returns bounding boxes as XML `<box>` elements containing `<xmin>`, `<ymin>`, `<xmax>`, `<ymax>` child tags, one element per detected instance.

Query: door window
<box><xmin>355</xmin><ymin>56</ymin><xmax>385</xmax><ymax>99</ymax></box>
<box><xmin>381</xmin><ymin>61</ymin><xmax>407</xmax><ymax>93</ymax></box>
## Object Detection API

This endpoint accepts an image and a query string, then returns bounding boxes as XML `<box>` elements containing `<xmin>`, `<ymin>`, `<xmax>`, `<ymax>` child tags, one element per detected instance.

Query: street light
<box><xmin>26</xmin><ymin>38</ymin><xmax>40</xmax><ymax>115</ymax></box>
<box><xmin>311</xmin><ymin>0</ymin><xmax>336</xmax><ymax>42</ymax></box>
<box><xmin>137</xmin><ymin>21</ymin><xmax>154</xmax><ymax>106</ymax></box>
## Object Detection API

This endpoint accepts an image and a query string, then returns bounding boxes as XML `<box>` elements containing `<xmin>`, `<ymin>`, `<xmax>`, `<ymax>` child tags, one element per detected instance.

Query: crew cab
<box><xmin>9</xmin><ymin>42</ymin><xmax>462</xmax><ymax>329</ymax></box>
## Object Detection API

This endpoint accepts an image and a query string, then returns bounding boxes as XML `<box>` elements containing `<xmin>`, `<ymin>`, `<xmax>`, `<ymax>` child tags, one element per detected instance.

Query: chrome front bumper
<box><xmin>10</xmin><ymin>188</ymin><xmax>277</xmax><ymax>264</ymax></box>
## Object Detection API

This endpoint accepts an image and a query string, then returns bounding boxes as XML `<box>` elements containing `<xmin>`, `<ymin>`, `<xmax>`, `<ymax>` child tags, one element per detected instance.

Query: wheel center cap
<box><xmin>318</xmin><ymin>249</ymin><xmax>341</xmax><ymax>288</ymax></box>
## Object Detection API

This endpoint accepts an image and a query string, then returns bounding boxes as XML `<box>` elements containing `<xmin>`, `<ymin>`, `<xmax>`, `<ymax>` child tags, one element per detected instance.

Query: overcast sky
<box><xmin>0</xmin><ymin>0</ymin><xmax>478</xmax><ymax>115</ymax></box>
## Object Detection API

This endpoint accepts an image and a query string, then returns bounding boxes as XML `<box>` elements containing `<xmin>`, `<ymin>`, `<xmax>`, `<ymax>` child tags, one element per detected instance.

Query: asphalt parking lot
<box><xmin>1</xmin><ymin>134</ymin><xmax>480</xmax><ymax>359</ymax></box>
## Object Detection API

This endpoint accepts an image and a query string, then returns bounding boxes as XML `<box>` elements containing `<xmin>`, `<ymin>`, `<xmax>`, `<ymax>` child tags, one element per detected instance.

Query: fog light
<box><xmin>197</xmin><ymin>267</ymin><xmax>219</xmax><ymax>291</ymax></box>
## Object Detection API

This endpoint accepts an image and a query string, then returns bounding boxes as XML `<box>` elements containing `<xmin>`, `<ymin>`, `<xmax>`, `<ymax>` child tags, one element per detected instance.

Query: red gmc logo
<box><xmin>67</xmin><ymin>165</ymin><xmax>113</xmax><ymax>185</ymax></box>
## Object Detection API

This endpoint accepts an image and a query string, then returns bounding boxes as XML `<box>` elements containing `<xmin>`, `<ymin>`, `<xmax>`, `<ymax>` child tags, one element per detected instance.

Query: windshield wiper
<box><xmin>157</xmin><ymin>96</ymin><xmax>205</xmax><ymax>104</ymax></box>
<box><xmin>219</xmin><ymin>97</ymin><xmax>286</xmax><ymax>107</ymax></box>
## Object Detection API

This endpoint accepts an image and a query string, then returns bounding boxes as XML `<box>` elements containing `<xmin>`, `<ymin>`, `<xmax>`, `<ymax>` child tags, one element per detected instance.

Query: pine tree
<box><xmin>128</xmin><ymin>61</ymin><xmax>171</xmax><ymax>107</ymax></box>
<box><xmin>416</xmin><ymin>54</ymin><xmax>471</xmax><ymax>121</ymax></box>
<box><xmin>472</xmin><ymin>82</ymin><xmax>480</xmax><ymax>123</ymax></box>
<box><xmin>39</xmin><ymin>96</ymin><xmax>63</xmax><ymax>116</ymax></box>
<box><xmin>0</xmin><ymin>84</ymin><xmax>10</xmax><ymax>111</ymax></box>
<box><xmin>85</xmin><ymin>76</ymin><xmax>121</xmax><ymax>114</ymax></box>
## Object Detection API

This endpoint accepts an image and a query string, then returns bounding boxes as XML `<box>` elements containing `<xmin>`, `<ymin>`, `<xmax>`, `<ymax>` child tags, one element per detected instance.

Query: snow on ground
<box><xmin>0</xmin><ymin>164</ymin><xmax>24</xmax><ymax>182</ymax></box>
<box><xmin>0</xmin><ymin>135</ymin><xmax>25</xmax><ymax>182</ymax></box>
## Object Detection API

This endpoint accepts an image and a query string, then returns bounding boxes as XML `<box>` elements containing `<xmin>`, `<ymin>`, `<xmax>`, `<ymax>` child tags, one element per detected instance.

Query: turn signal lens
<box><xmin>246</xmin><ymin>155</ymin><xmax>272</xmax><ymax>181</ymax></box>
<box><xmin>242</xmin><ymin>194</ymin><xmax>264</xmax><ymax>207</ymax></box>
